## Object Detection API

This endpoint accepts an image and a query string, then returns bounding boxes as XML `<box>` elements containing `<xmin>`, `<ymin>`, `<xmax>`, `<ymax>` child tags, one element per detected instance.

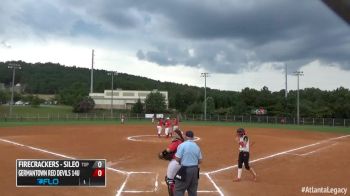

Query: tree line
<box><xmin>1</xmin><ymin>61</ymin><xmax>350</xmax><ymax>118</ymax></box>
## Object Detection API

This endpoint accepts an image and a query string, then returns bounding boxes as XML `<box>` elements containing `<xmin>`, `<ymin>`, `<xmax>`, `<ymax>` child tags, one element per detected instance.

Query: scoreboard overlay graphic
<box><xmin>16</xmin><ymin>159</ymin><xmax>106</xmax><ymax>187</ymax></box>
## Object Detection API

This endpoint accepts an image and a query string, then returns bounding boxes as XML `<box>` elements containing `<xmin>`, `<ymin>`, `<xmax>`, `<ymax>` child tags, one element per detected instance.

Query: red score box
<box><xmin>92</xmin><ymin>168</ymin><xmax>105</xmax><ymax>177</ymax></box>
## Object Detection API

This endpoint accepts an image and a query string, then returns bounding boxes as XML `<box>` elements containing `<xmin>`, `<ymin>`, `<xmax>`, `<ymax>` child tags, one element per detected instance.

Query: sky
<box><xmin>1</xmin><ymin>0</ymin><xmax>350</xmax><ymax>92</ymax></box>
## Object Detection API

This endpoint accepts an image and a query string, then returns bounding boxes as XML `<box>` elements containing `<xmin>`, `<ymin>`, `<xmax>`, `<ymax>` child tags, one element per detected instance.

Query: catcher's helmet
<box><xmin>236</xmin><ymin>128</ymin><xmax>246</xmax><ymax>136</ymax></box>
<box><xmin>173</xmin><ymin>129</ymin><xmax>185</xmax><ymax>142</ymax></box>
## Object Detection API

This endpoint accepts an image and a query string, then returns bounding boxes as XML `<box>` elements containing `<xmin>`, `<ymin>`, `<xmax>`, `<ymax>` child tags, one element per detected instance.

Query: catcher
<box><xmin>234</xmin><ymin>128</ymin><xmax>257</xmax><ymax>182</ymax></box>
<box><xmin>158</xmin><ymin>129</ymin><xmax>184</xmax><ymax>196</ymax></box>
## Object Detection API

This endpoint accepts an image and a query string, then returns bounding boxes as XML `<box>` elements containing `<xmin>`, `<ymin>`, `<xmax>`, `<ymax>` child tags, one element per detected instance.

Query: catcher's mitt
<box><xmin>158</xmin><ymin>150</ymin><xmax>174</xmax><ymax>161</ymax></box>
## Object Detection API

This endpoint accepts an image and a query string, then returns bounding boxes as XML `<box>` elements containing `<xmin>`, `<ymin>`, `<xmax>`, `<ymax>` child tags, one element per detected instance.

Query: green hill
<box><xmin>1</xmin><ymin>61</ymin><xmax>350</xmax><ymax>118</ymax></box>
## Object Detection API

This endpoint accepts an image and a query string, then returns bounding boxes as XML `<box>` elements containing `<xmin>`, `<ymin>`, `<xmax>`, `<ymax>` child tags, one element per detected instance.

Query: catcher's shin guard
<box><xmin>165</xmin><ymin>176</ymin><xmax>175</xmax><ymax>196</ymax></box>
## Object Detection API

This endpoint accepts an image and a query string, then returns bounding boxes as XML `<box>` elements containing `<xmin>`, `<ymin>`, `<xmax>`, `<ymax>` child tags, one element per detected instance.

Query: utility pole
<box><xmin>90</xmin><ymin>49</ymin><xmax>94</xmax><ymax>94</ymax></box>
<box><xmin>201</xmin><ymin>73</ymin><xmax>209</xmax><ymax>121</ymax></box>
<box><xmin>285</xmin><ymin>63</ymin><xmax>288</xmax><ymax>118</ymax></box>
<box><xmin>294</xmin><ymin>71</ymin><xmax>303</xmax><ymax>125</ymax></box>
<box><xmin>107</xmin><ymin>71</ymin><xmax>118</xmax><ymax>117</ymax></box>
<box><xmin>285</xmin><ymin>63</ymin><xmax>288</xmax><ymax>99</ymax></box>
<box><xmin>8</xmin><ymin>63</ymin><xmax>21</xmax><ymax>117</ymax></box>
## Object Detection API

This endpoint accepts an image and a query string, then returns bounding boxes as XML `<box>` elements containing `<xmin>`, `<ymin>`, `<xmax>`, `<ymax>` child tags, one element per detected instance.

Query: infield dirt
<box><xmin>0</xmin><ymin>123</ymin><xmax>349</xmax><ymax>195</ymax></box>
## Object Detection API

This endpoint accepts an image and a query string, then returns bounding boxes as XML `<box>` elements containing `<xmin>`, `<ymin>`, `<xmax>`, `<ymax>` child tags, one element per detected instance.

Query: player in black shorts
<box><xmin>234</xmin><ymin>128</ymin><xmax>257</xmax><ymax>182</ymax></box>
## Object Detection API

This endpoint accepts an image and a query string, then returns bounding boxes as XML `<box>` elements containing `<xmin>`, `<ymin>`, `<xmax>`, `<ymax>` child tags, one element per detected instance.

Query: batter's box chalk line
<box><xmin>0</xmin><ymin>138</ymin><xmax>158</xmax><ymax>195</ymax></box>
<box><xmin>118</xmin><ymin>172</ymin><xmax>221</xmax><ymax>195</ymax></box>
<box><xmin>0</xmin><ymin>138</ymin><xmax>222</xmax><ymax>195</ymax></box>
<box><xmin>2</xmin><ymin>135</ymin><xmax>349</xmax><ymax>196</ymax></box>
<box><xmin>116</xmin><ymin>173</ymin><xmax>160</xmax><ymax>195</ymax></box>
<box><xmin>156</xmin><ymin>173</ymin><xmax>220</xmax><ymax>194</ymax></box>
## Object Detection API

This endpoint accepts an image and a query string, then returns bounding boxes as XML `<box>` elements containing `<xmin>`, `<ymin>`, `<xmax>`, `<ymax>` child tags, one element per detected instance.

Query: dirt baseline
<box><xmin>0</xmin><ymin>123</ymin><xmax>349</xmax><ymax>196</ymax></box>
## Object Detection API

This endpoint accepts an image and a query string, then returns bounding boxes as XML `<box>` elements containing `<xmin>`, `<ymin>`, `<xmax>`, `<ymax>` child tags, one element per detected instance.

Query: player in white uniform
<box><xmin>234</xmin><ymin>128</ymin><xmax>257</xmax><ymax>182</ymax></box>
<box><xmin>157</xmin><ymin>118</ymin><xmax>164</xmax><ymax>137</ymax></box>
<box><xmin>121</xmin><ymin>114</ymin><xmax>125</xmax><ymax>124</ymax></box>
<box><xmin>152</xmin><ymin>114</ymin><xmax>156</xmax><ymax>124</ymax></box>
<box><xmin>172</xmin><ymin>117</ymin><xmax>179</xmax><ymax>132</ymax></box>
<box><xmin>164</xmin><ymin>117</ymin><xmax>172</xmax><ymax>138</ymax></box>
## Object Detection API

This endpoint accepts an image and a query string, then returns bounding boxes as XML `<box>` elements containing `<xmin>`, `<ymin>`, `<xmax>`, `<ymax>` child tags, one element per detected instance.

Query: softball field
<box><xmin>0</xmin><ymin>123</ymin><xmax>349</xmax><ymax>195</ymax></box>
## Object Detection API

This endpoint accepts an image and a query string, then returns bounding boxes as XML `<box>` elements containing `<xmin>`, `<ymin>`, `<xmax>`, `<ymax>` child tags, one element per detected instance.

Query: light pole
<box><xmin>285</xmin><ymin>63</ymin><xmax>288</xmax><ymax>99</ymax></box>
<box><xmin>8</xmin><ymin>63</ymin><xmax>21</xmax><ymax>116</ymax></box>
<box><xmin>201</xmin><ymin>73</ymin><xmax>209</xmax><ymax>121</ymax></box>
<box><xmin>285</xmin><ymin>63</ymin><xmax>288</xmax><ymax>117</ymax></box>
<box><xmin>107</xmin><ymin>71</ymin><xmax>118</xmax><ymax>117</ymax></box>
<box><xmin>294</xmin><ymin>71</ymin><xmax>303</xmax><ymax>125</ymax></box>
<box><xmin>90</xmin><ymin>49</ymin><xmax>94</xmax><ymax>94</ymax></box>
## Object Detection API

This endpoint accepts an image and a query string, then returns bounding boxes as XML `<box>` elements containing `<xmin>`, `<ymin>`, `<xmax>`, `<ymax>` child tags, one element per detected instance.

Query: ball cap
<box><xmin>185</xmin><ymin>130</ymin><xmax>194</xmax><ymax>138</ymax></box>
<box><xmin>236</xmin><ymin>128</ymin><xmax>246</xmax><ymax>135</ymax></box>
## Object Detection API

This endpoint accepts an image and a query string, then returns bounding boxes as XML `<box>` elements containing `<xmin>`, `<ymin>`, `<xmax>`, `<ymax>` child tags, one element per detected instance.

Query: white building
<box><xmin>89</xmin><ymin>89</ymin><xmax>168</xmax><ymax>110</ymax></box>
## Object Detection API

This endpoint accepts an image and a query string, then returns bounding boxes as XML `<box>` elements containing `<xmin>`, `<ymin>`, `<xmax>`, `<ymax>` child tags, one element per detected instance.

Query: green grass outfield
<box><xmin>0</xmin><ymin>105</ymin><xmax>73</xmax><ymax>116</ymax></box>
<box><xmin>0</xmin><ymin>119</ymin><xmax>349</xmax><ymax>134</ymax></box>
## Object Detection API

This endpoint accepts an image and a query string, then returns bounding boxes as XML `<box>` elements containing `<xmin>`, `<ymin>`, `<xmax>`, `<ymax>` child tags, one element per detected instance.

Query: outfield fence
<box><xmin>0</xmin><ymin>113</ymin><xmax>349</xmax><ymax>127</ymax></box>
<box><xmin>180</xmin><ymin>114</ymin><xmax>350</xmax><ymax>127</ymax></box>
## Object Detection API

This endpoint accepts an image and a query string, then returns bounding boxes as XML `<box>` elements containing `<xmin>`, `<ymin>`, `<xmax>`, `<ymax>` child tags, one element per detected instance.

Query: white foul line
<box><xmin>0</xmin><ymin>138</ymin><xmax>221</xmax><ymax>195</ymax></box>
<box><xmin>0</xmin><ymin>138</ymin><xmax>76</xmax><ymax>159</ymax></box>
<box><xmin>3</xmin><ymin>134</ymin><xmax>349</xmax><ymax>195</ymax></box>
<box><xmin>298</xmin><ymin>142</ymin><xmax>338</xmax><ymax>156</ymax></box>
<box><xmin>0</xmin><ymin>138</ymin><xmax>158</xmax><ymax>195</ymax></box>
<box><xmin>0</xmin><ymin>138</ymin><xmax>128</xmax><ymax>174</ymax></box>
<box><xmin>200</xmin><ymin>134</ymin><xmax>350</xmax><ymax>196</ymax></box>
<box><xmin>286</xmin><ymin>142</ymin><xmax>338</xmax><ymax>156</ymax></box>
<box><xmin>208</xmin><ymin>134</ymin><xmax>350</xmax><ymax>174</ymax></box>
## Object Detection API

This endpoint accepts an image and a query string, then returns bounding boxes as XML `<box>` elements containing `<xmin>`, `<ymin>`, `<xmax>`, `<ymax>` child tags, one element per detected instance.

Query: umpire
<box><xmin>174</xmin><ymin>130</ymin><xmax>202</xmax><ymax>196</ymax></box>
